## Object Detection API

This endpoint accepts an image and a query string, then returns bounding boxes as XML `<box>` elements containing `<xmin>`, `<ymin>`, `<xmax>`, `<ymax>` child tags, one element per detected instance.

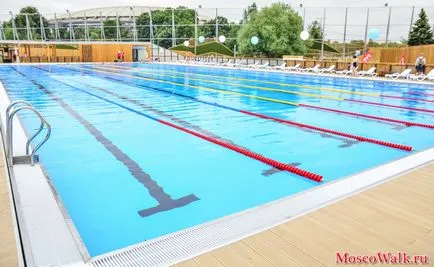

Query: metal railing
<box><xmin>5</xmin><ymin>101</ymin><xmax>51</xmax><ymax>166</ymax></box>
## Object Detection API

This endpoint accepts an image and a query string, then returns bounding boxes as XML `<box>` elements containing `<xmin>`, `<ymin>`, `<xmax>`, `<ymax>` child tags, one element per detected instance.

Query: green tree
<box><xmin>237</xmin><ymin>2</ymin><xmax>305</xmax><ymax>57</ymax></box>
<box><xmin>2</xmin><ymin>6</ymin><xmax>52</xmax><ymax>40</ymax></box>
<box><xmin>307</xmin><ymin>20</ymin><xmax>323</xmax><ymax>41</ymax></box>
<box><xmin>408</xmin><ymin>8</ymin><xmax>434</xmax><ymax>46</ymax></box>
<box><xmin>242</xmin><ymin>3</ymin><xmax>258</xmax><ymax>23</ymax></box>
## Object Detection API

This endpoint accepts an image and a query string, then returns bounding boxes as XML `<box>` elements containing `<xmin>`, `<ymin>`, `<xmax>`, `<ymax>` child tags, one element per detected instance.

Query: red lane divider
<box><xmin>345</xmin><ymin>99</ymin><xmax>434</xmax><ymax>113</ymax></box>
<box><xmin>407</xmin><ymin>92</ymin><xmax>434</xmax><ymax>97</ymax></box>
<box><xmin>380</xmin><ymin>95</ymin><xmax>434</xmax><ymax>103</ymax></box>
<box><xmin>240</xmin><ymin>110</ymin><xmax>412</xmax><ymax>151</ymax></box>
<box><xmin>158</xmin><ymin>119</ymin><xmax>323</xmax><ymax>182</ymax></box>
<box><xmin>299</xmin><ymin>104</ymin><xmax>434</xmax><ymax>129</ymax></box>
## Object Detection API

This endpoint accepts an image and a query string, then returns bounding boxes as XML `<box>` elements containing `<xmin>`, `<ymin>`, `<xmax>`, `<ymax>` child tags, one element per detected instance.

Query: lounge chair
<box><xmin>233</xmin><ymin>59</ymin><xmax>244</xmax><ymax>68</ymax></box>
<box><xmin>336</xmin><ymin>67</ymin><xmax>357</xmax><ymax>75</ymax></box>
<box><xmin>301</xmin><ymin>64</ymin><xmax>320</xmax><ymax>72</ymax></box>
<box><xmin>320</xmin><ymin>65</ymin><xmax>335</xmax><ymax>74</ymax></box>
<box><xmin>359</xmin><ymin>67</ymin><xmax>377</xmax><ymax>77</ymax></box>
<box><xmin>247</xmin><ymin>62</ymin><xmax>259</xmax><ymax>68</ymax></box>
<box><xmin>222</xmin><ymin>59</ymin><xmax>233</xmax><ymax>67</ymax></box>
<box><xmin>408</xmin><ymin>69</ymin><xmax>434</xmax><ymax>81</ymax></box>
<box><xmin>271</xmin><ymin>63</ymin><xmax>286</xmax><ymax>70</ymax></box>
<box><xmin>255</xmin><ymin>62</ymin><xmax>269</xmax><ymax>69</ymax></box>
<box><xmin>385</xmin><ymin>69</ymin><xmax>412</xmax><ymax>79</ymax></box>
<box><xmin>285</xmin><ymin>63</ymin><xmax>301</xmax><ymax>71</ymax></box>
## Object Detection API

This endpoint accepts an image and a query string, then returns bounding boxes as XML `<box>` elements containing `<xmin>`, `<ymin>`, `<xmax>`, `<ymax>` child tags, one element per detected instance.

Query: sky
<box><xmin>1</xmin><ymin>0</ymin><xmax>434</xmax><ymax>42</ymax></box>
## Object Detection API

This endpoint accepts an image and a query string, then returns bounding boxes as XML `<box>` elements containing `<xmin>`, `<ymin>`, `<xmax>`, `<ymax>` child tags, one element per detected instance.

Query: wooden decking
<box><xmin>0</xmin><ymin>140</ymin><xmax>20</xmax><ymax>267</ymax></box>
<box><xmin>176</xmin><ymin>162</ymin><xmax>434</xmax><ymax>267</ymax></box>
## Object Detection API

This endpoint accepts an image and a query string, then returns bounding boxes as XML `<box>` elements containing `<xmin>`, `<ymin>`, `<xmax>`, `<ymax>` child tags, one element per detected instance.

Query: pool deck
<box><xmin>0</xmin><ymin>138</ymin><xmax>20</xmax><ymax>267</ymax></box>
<box><xmin>175</xmin><ymin>161</ymin><xmax>434</xmax><ymax>267</ymax></box>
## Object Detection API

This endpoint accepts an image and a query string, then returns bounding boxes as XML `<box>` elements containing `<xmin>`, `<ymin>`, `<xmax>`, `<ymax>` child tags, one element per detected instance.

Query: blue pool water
<box><xmin>0</xmin><ymin>63</ymin><xmax>433</xmax><ymax>256</ymax></box>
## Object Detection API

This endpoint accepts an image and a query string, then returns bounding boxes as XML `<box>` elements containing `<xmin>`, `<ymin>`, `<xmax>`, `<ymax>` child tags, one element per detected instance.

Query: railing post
<box><xmin>194</xmin><ymin>9</ymin><xmax>198</xmax><ymax>56</ymax></box>
<box><xmin>342</xmin><ymin>7</ymin><xmax>348</xmax><ymax>59</ymax></box>
<box><xmin>99</xmin><ymin>11</ymin><xmax>105</xmax><ymax>40</ymax></box>
<box><xmin>385</xmin><ymin>7</ymin><xmax>392</xmax><ymax>47</ymax></box>
<box><xmin>149</xmin><ymin>8</ymin><xmax>154</xmax><ymax>61</ymax></box>
<box><xmin>320</xmin><ymin>8</ymin><xmax>326</xmax><ymax>60</ymax></box>
<box><xmin>25</xmin><ymin>14</ymin><xmax>32</xmax><ymax>40</ymax></box>
<box><xmin>363</xmin><ymin>8</ymin><xmax>370</xmax><ymax>48</ymax></box>
<box><xmin>40</xmin><ymin>13</ymin><xmax>46</xmax><ymax>41</ymax></box>
<box><xmin>54</xmin><ymin>13</ymin><xmax>61</xmax><ymax>40</ymax></box>
<box><xmin>116</xmin><ymin>11</ymin><xmax>121</xmax><ymax>41</ymax></box>
<box><xmin>131</xmin><ymin>7</ymin><xmax>137</xmax><ymax>42</ymax></box>
<box><xmin>84</xmin><ymin>11</ymin><xmax>89</xmax><ymax>41</ymax></box>
<box><xmin>409</xmin><ymin>6</ymin><xmax>415</xmax><ymax>34</ymax></box>
<box><xmin>171</xmin><ymin>8</ymin><xmax>175</xmax><ymax>47</ymax></box>
<box><xmin>9</xmin><ymin>12</ymin><xmax>18</xmax><ymax>40</ymax></box>
<box><xmin>215</xmin><ymin>8</ymin><xmax>219</xmax><ymax>40</ymax></box>
<box><xmin>67</xmin><ymin>10</ymin><xmax>75</xmax><ymax>41</ymax></box>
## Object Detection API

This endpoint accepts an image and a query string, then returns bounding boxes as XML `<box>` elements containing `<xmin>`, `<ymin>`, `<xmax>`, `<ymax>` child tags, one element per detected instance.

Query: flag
<box><xmin>362</xmin><ymin>50</ymin><xmax>372</xmax><ymax>63</ymax></box>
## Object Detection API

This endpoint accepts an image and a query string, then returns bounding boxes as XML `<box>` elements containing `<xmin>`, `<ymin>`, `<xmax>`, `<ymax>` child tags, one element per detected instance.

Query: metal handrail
<box><xmin>6</xmin><ymin>101</ymin><xmax>51</xmax><ymax>166</ymax></box>
<box><xmin>5</xmin><ymin>100</ymin><xmax>33</xmax><ymax>158</ymax></box>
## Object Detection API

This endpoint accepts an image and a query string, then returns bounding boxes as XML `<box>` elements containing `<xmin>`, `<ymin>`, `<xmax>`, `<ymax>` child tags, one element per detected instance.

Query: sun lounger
<box><xmin>320</xmin><ymin>65</ymin><xmax>335</xmax><ymax>74</ymax></box>
<box><xmin>385</xmin><ymin>69</ymin><xmax>412</xmax><ymax>79</ymax></box>
<box><xmin>301</xmin><ymin>64</ymin><xmax>320</xmax><ymax>72</ymax></box>
<box><xmin>358</xmin><ymin>67</ymin><xmax>377</xmax><ymax>77</ymax></box>
<box><xmin>408</xmin><ymin>69</ymin><xmax>434</xmax><ymax>81</ymax></box>
<box><xmin>271</xmin><ymin>63</ymin><xmax>286</xmax><ymax>70</ymax></box>
<box><xmin>285</xmin><ymin>63</ymin><xmax>301</xmax><ymax>71</ymax></box>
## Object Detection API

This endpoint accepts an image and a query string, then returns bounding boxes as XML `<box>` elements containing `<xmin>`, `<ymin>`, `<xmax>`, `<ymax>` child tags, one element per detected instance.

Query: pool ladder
<box><xmin>5</xmin><ymin>101</ymin><xmax>51</xmax><ymax>166</ymax></box>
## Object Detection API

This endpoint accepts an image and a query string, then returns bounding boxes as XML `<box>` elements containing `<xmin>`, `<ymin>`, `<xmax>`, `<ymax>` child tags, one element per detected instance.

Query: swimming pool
<box><xmin>1</xmin><ymin>63</ymin><xmax>433</xmax><ymax>258</ymax></box>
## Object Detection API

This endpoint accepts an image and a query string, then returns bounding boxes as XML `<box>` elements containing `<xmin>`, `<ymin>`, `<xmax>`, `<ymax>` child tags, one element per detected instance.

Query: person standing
<box><xmin>117</xmin><ymin>50</ymin><xmax>121</xmax><ymax>62</ymax></box>
<box><xmin>350</xmin><ymin>55</ymin><xmax>358</xmax><ymax>76</ymax></box>
<box><xmin>121</xmin><ymin>50</ymin><xmax>125</xmax><ymax>62</ymax></box>
<box><xmin>415</xmin><ymin>53</ymin><xmax>426</xmax><ymax>75</ymax></box>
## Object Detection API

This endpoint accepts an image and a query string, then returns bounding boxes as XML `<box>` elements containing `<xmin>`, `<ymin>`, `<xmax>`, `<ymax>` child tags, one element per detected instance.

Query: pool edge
<box><xmin>89</xmin><ymin>148</ymin><xmax>434</xmax><ymax>267</ymax></box>
<box><xmin>0</xmin><ymin>80</ymin><xmax>91</xmax><ymax>266</ymax></box>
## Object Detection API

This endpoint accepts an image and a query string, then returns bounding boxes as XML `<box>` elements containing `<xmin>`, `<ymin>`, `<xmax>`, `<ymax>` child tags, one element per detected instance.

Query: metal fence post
<box><xmin>39</xmin><ymin>13</ymin><xmax>46</xmax><ymax>41</ymax></box>
<box><xmin>409</xmin><ymin>6</ymin><xmax>415</xmax><ymax>35</ymax></box>
<box><xmin>0</xmin><ymin>24</ymin><xmax>5</xmax><ymax>40</ymax></box>
<box><xmin>385</xmin><ymin>7</ymin><xmax>392</xmax><ymax>46</ymax></box>
<box><xmin>131</xmin><ymin>7</ymin><xmax>137</xmax><ymax>42</ymax></box>
<box><xmin>67</xmin><ymin>10</ymin><xmax>75</xmax><ymax>41</ymax></box>
<box><xmin>10</xmin><ymin>12</ymin><xmax>18</xmax><ymax>40</ymax></box>
<box><xmin>54</xmin><ymin>13</ymin><xmax>60</xmax><ymax>40</ymax></box>
<box><xmin>149</xmin><ymin>8</ymin><xmax>154</xmax><ymax>61</ymax></box>
<box><xmin>25</xmin><ymin>14</ymin><xmax>32</xmax><ymax>40</ymax></box>
<box><xmin>215</xmin><ymin>8</ymin><xmax>219</xmax><ymax>40</ymax></box>
<box><xmin>172</xmin><ymin>8</ymin><xmax>175</xmax><ymax>47</ymax></box>
<box><xmin>343</xmin><ymin>7</ymin><xmax>348</xmax><ymax>59</ymax></box>
<box><xmin>321</xmin><ymin>8</ymin><xmax>326</xmax><ymax>60</ymax></box>
<box><xmin>116</xmin><ymin>11</ymin><xmax>121</xmax><ymax>41</ymax></box>
<box><xmin>100</xmin><ymin>11</ymin><xmax>105</xmax><ymax>40</ymax></box>
<box><xmin>84</xmin><ymin>12</ymin><xmax>89</xmax><ymax>41</ymax></box>
<box><xmin>194</xmin><ymin>9</ymin><xmax>198</xmax><ymax>56</ymax></box>
<box><xmin>363</xmin><ymin>8</ymin><xmax>370</xmax><ymax>47</ymax></box>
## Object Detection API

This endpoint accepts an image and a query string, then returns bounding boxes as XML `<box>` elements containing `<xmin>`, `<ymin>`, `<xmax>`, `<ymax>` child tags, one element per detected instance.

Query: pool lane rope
<box><xmin>70</xmin><ymin>66</ymin><xmax>434</xmax><ymax>130</ymax></box>
<box><xmin>65</xmin><ymin>66</ymin><xmax>414</xmax><ymax>151</ymax></box>
<box><xmin>95</xmin><ymin>65</ymin><xmax>434</xmax><ymax>114</ymax></box>
<box><xmin>110</xmin><ymin>64</ymin><xmax>434</xmax><ymax>104</ymax></box>
<box><xmin>48</xmin><ymin>72</ymin><xmax>323</xmax><ymax>182</ymax></box>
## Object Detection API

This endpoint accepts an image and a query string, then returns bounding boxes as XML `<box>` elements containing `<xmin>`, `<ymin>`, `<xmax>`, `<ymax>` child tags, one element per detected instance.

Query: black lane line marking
<box><xmin>59</xmin><ymin>65</ymin><xmax>363</xmax><ymax>148</ymax></box>
<box><xmin>12</xmin><ymin>66</ymin><xmax>199</xmax><ymax>217</ymax></box>
<box><xmin>38</xmin><ymin>65</ymin><xmax>305</xmax><ymax>176</ymax></box>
